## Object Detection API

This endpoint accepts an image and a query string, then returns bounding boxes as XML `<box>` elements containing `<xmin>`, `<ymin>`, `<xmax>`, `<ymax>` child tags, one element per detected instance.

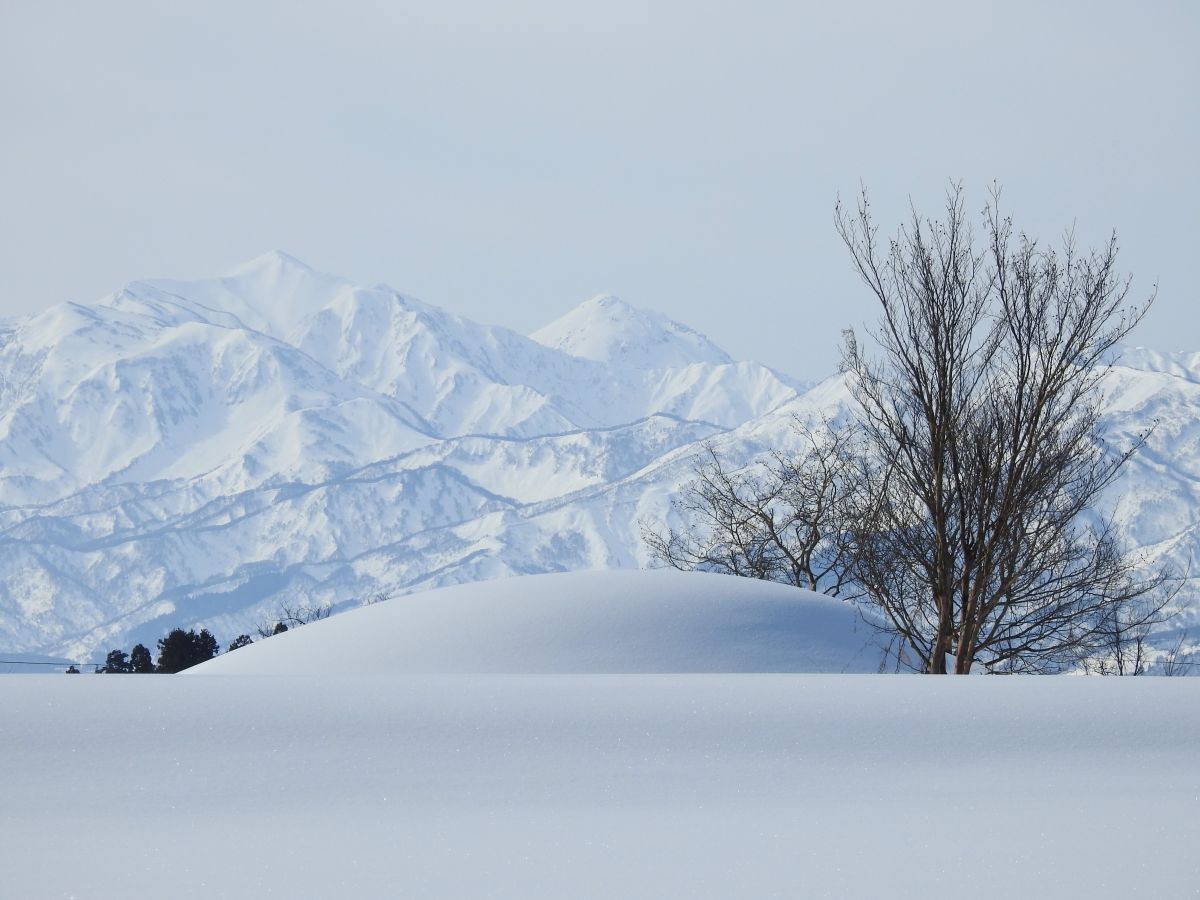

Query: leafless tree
<box><xmin>642</xmin><ymin>418</ymin><xmax>867</xmax><ymax>598</ymax></box>
<box><xmin>1158</xmin><ymin>630</ymin><xmax>1191</xmax><ymax>677</ymax></box>
<box><xmin>255</xmin><ymin>601</ymin><xmax>333</xmax><ymax>637</ymax></box>
<box><xmin>1080</xmin><ymin>589</ymin><xmax>1159</xmax><ymax>675</ymax></box>
<box><xmin>837</xmin><ymin>183</ymin><xmax>1175</xmax><ymax>673</ymax></box>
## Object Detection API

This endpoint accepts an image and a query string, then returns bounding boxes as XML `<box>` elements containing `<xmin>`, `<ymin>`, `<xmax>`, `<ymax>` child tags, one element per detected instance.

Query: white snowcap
<box><xmin>531</xmin><ymin>294</ymin><xmax>734</xmax><ymax>369</ymax></box>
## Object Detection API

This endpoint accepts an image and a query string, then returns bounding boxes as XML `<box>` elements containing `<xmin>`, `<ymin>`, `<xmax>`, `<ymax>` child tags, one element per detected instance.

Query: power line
<box><xmin>0</xmin><ymin>659</ymin><xmax>102</xmax><ymax>668</ymax></box>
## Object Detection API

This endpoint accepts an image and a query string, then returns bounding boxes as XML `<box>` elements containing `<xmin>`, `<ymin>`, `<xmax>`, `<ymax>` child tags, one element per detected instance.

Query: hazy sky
<box><xmin>2</xmin><ymin>1</ymin><xmax>1197</xmax><ymax>378</ymax></box>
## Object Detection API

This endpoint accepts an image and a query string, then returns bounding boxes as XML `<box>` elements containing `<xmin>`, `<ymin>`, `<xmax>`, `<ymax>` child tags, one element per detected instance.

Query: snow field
<box><xmin>3</xmin><ymin>573</ymin><xmax>1198</xmax><ymax>897</ymax></box>
<box><xmin>1</xmin><ymin>674</ymin><xmax>1196</xmax><ymax>899</ymax></box>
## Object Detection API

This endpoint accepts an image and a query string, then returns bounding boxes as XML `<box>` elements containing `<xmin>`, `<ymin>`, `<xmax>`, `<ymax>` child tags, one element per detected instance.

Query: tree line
<box><xmin>71</xmin><ymin>600</ymin><xmax>339</xmax><ymax>674</ymax></box>
<box><xmin>73</xmin><ymin>628</ymin><xmax>248</xmax><ymax>674</ymax></box>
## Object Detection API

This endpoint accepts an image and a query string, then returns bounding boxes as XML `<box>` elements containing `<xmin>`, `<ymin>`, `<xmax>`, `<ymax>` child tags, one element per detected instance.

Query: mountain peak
<box><xmin>226</xmin><ymin>250</ymin><xmax>315</xmax><ymax>278</ymax></box>
<box><xmin>531</xmin><ymin>294</ymin><xmax>733</xmax><ymax>369</ymax></box>
<box><xmin>98</xmin><ymin>251</ymin><xmax>355</xmax><ymax>343</ymax></box>
<box><xmin>579</xmin><ymin>292</ymin><xmax>635</xmax><ymax>312</ymax></box>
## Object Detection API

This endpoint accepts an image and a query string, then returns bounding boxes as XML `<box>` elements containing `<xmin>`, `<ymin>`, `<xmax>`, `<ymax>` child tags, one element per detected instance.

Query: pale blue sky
<box><xmin>2</xmin><ymin>0</ymin><xmax>1196</xmax><ymax>378</ymax></box>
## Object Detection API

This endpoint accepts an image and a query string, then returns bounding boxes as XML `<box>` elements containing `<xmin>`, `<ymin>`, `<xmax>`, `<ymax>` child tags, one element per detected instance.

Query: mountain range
<box><xmin>1</xmin><ymin>252</ymin><xmax>1196</xmax><ymax>659</ymax></box>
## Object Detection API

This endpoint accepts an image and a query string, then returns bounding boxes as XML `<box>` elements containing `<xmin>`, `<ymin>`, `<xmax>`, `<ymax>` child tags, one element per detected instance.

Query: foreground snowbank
<box><xmin>193</xmin><ymin>570</ymin><xmax>884</xmax><ymax>674</ymax></box>
<box><xmin>2</xmin><ymin>675</ymin><xmax>1197</xmax><ymax>898</ymax></box>
<box><xmin>7</xmin><ymin>572</ymin><xmax>1195</xmax><ymax>897</ymax></box>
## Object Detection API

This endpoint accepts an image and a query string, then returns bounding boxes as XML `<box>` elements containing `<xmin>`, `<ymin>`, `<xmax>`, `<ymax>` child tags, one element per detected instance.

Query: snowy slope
<box><xmin>1</xmin><ymin>254</ymin><xmax>1198</xmax><ymax>659</ymax></box>
<box><xmin>3</xmin><ymin>673</ymin><xmax>1198</xmax><ymax>898</ymax></box>
<box><xmin>193</xmin><ymin>570</ymin><xmax>884</xmax><ymax>675</ymax></box>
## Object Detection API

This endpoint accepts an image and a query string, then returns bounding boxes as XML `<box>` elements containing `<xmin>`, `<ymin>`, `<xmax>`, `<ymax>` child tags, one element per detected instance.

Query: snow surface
<box><xmin>2</xmin><ymin>673</ymin><xmax>1197</xmax><ymax>898</ymax></box>
<box><xmin>192</xmin><ymin>570</ymin><xmax>885</xmax><ymax>675</ymax></box>
<box><xmin>3</xmin><ymin>524</ymin><xmax>1196</xmax><ymax>898</ymax></box>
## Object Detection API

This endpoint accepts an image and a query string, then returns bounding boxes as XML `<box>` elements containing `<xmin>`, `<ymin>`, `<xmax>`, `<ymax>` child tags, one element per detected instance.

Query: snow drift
<box><xmin>193</xmin><ymin>570</ymin><xmax>884</xmax><ymax>675</ymax></box>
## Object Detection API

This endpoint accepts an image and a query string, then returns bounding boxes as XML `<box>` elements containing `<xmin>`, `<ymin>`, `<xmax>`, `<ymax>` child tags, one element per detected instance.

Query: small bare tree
<box><xmin>642</xmin><ymin>418</ymin><xmax>867</xmax><ymax>598</ymax></box>
<box><xmin>837</xmin><ymin>183</ymin><xmax>1174</xmax><ymax>673</ymax></box>
<box><xmin>1159</xmin><ymin>630</ymin><xmax>1191</xmax><ymax>677</ymax></box>
<box><xmin>1079</xmin><ymin>587</ymin><xmax>1170</xmax><ymax>675</ymax></box>
<box><xmin>255</xmin><ymin>601</ymin><xmax>333</xmax><ymax>637</ymax></box>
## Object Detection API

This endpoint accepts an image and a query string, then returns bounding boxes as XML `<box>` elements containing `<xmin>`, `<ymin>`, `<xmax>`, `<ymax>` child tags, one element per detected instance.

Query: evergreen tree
<box><xmin>156</xmin><ymin>628</ymin><xmax>220</xmax><ymax>673</ymax></box>
<box><xmin>104</xmin><ymin>649</ymin><xmax>131</xmax><ymax>673</ymax></box>
<box><xmin>227</xmin><ymin>634</ymin><xmax>254</xmax><ymax>652</ymax></box>
<box><xmin>197</xmin><ymin>628</ymin><xmax>219</xmax><ymax>662</ymax></box>
<box><xmin>129</xmin><ymin>643</ymin><xmax>154</xmax><ymax>673</ymax></box>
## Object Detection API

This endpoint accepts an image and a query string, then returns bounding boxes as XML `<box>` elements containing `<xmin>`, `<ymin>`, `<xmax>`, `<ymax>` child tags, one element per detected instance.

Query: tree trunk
<box><xmin>953</xmin><ymin>623</ymin><xmax>976</xmax><ymax>674</ymax></box>
<box><xmin>929</xmin><ymin>613</ymin><xmax>952</xmax><ymax>674</ymax></box>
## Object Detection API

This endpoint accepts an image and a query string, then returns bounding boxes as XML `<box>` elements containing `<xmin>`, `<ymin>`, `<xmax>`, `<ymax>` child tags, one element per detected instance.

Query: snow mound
<box><xmin>192</xmin><ymin>570</ymin><xmax>881</xmax><ymax>675</ymax></box>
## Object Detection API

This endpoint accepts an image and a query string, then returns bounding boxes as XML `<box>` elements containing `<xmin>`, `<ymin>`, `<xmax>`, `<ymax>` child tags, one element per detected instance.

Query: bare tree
<box><xmin>1159</xmin><ymin>630</ymin><xmax>1191</xmax><ymax>677</ymax></box>
<box><xmin>837</xmin><ymin>183</ymin><xmax>1174</xmax><ymax>673</ymax></box>
<box><xmin>642</xmin><ymin>418</ymin><xmax>867</xmax><ymax>598</ymax></box>
<box><xmin>255</xmin><ymin>601</ymin><xmax>333</xmax><ymax>638</ymax></box>
<box><xmin>1080</xmin><ymin>590</ymin><xmax>1162</xmax><ymax>675</ymax></box>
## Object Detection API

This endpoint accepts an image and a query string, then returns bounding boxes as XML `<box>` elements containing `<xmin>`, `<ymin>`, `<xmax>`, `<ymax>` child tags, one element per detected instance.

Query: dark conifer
<box><xmin>227</xmin><ymin>634</ymin><xmax>254</xmax><ymax>652</ymax></box>
<box><xmin>156</xmin><ymin>628</ymin><xmax>220</xmax><ymax>673</ymax></box>
<box><xmin>130</xmin><ymin>644</ymin><xmax>154</xmax><ymax>673</ymax></box>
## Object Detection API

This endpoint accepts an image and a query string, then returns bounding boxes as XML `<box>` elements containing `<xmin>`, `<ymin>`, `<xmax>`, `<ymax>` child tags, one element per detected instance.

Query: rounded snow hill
<box><xmin>191</xmin><ymin>570</ymin><xmax>883</xmax><ymax>675</ymax></box>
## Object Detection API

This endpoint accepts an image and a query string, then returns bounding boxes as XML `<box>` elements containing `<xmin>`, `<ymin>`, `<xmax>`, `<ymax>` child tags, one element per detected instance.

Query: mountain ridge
<box><xmin>0</xmin><ymin>255</ymin><xmax>1196</xmax><ymax>658</ymax></box>
<box><xmin>0</xmin><ymin>255</ymin><xmax>801</xmax><ymax>655</ymax></box>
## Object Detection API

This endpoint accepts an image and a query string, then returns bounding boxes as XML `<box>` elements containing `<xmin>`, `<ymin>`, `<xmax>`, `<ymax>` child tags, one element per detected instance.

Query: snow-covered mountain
<box><xmin>0</xmin><ymin>254</ymin><xmax>804</xmax><ymax>656</ymax></box>
<box><xmin>531</xmin><ymin>293</ymin><xmax>733</xmax><ymax>369</ymax></box>
<box><xmin>1</xmin><ymin>253</ymin><xmax>1197</xmax><ymax>659</ymax></box>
